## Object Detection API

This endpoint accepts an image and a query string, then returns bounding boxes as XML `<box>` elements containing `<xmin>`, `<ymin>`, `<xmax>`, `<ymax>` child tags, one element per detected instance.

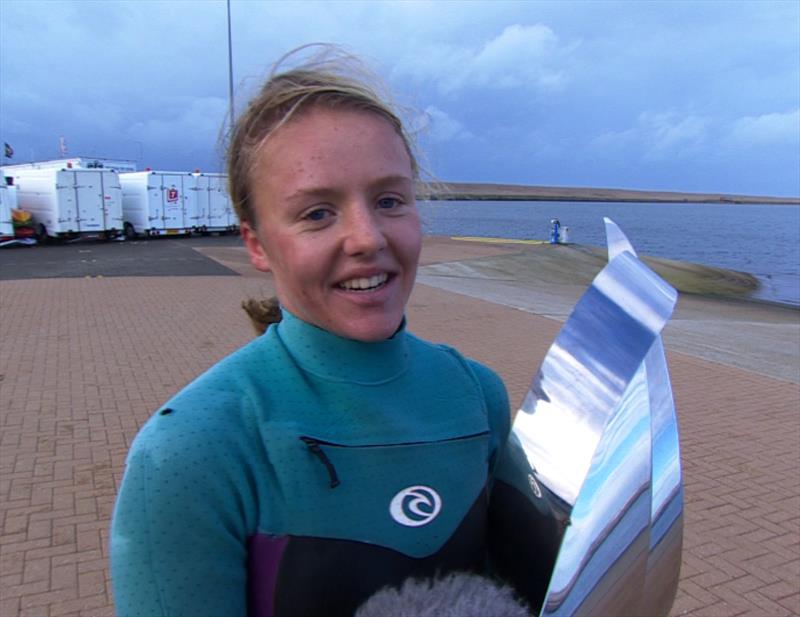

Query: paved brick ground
<box><xmin>1</xmin><ymin>241</ymin><xmax>798</xmax><ymax>616</ymax></box>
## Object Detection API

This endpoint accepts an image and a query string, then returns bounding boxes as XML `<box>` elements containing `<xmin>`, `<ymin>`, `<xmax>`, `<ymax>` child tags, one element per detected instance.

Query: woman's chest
<box><xmin>248</xmin><ymin>423</ymin><xmax>492</xmax><ymax>616</ymax></box>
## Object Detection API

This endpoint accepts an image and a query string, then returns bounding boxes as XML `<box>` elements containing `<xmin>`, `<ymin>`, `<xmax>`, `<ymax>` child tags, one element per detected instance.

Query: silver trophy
<box><xmin>488</xmin><ymin>218</ymin><xmax>683</xmax><ymax>616</ymax></box>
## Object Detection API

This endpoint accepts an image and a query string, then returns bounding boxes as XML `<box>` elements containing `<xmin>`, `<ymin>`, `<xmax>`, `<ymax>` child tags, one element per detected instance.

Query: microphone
<box><xmin>355</xmin><ymin>572</ymin><xmax>531</xmax><ymax>617</ymax></box>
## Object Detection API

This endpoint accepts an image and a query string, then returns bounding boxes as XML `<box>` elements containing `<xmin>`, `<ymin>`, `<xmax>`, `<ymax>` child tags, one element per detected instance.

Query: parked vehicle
<box><xmin>119</xmin><ymin>171</ymin><xmax>201</xmax><ymax>237</ymax></box>
<box><xmin>0</xmin><ymin>183</ymin><xmax>14</xmax><ymax>241</ymax></box>
<box><xmin>194</xmin><ymin>172</ymin><xmax>238</xmax><ymax>234</ymax></box>
<box><xmin>0</xmin><ymin>167</ymin><xmax>123</xmax><ymax>240</ymax></box>
<box><xmin>0</xmin><ymin>178</ymin><xmax>16</xmax><ymax>239</ymax></box>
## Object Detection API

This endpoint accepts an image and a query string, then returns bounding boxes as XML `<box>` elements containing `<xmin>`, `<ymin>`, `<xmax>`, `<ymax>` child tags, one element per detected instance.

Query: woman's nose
<box><xmin>342</xmin><ymin>207</ymin><xmax>388</xmax><ymax>256</ymax></box>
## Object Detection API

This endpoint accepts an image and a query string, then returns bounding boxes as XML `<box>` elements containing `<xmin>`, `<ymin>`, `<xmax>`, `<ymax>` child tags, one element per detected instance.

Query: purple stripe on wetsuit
<box><xmin>247</xmin><ymin>534</ymin><xmax>289</xmax><ymax>617</ymax></box>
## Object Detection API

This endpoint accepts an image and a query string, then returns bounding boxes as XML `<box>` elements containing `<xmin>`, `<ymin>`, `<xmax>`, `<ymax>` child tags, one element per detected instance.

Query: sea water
<box><xmin>417</xmin><ymin>200</ymin><xmax>800</xmax><ymax>307</ymax></box>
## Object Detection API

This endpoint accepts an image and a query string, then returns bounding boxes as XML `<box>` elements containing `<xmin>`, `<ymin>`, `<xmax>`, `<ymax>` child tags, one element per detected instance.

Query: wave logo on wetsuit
<box><xmin>389</xmin><ymin>485</ymin><xmax>442</xmax><ymax>527</ymax></box>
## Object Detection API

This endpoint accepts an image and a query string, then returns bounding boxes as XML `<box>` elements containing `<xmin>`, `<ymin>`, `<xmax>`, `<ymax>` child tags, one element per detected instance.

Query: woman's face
<box><xmin>241</xmin><ymin>107</ymin><xmax>422</xmax><ymax>342</ymax></box>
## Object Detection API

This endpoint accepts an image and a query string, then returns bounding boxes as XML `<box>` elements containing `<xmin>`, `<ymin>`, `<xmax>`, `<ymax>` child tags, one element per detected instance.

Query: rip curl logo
<box><xmin>389</xmin><ymin>485</ymin><xmax>442</xmax><ymax>527</ymax></box>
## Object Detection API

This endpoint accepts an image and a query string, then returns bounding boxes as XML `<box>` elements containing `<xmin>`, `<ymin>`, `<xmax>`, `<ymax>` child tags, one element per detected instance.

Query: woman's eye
<box><xmin>304</xmin><ymin>208</ymin><xmax>331</xmax><ymax>222</ymax></box>
<box><xmin>377</xmin><ymin>197</ymin><xmax>402</xmax><ymax>210</ymax></box>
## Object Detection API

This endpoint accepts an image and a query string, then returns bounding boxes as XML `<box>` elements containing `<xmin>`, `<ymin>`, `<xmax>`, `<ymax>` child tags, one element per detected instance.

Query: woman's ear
<box><xmin>241</xmin><ymin>222</ymin><xmax>271</xmax><ymax>273</ymax></box>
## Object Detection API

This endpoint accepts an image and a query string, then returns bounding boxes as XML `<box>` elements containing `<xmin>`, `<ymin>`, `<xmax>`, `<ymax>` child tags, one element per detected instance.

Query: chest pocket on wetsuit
<box><xmin>263</xmin><ymin>429</ymin><xmax>491</xmax><ymax>559</ymax></box>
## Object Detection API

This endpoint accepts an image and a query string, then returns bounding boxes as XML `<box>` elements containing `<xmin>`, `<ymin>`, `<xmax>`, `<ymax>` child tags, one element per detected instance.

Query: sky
<box><xmin>1</xmin><ymin>0</ymin><xmax>798</xmax><ymax>197</ymax></box>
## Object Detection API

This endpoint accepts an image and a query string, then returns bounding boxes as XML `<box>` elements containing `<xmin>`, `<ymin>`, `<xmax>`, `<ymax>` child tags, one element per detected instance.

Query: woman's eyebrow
<box><xmin>367</xmin><ymin>175</ymin><xmax>414</xmax><ymax>191</ymax></box>
<box><xmin>285</xmin><ymin>175</ymin><xmax>414</xmax><ymax>203</ymax></box>
<box><xmin>284</xmin><ymin>186</ymin><xmax>340</xmax><ymax>205</ymax></box>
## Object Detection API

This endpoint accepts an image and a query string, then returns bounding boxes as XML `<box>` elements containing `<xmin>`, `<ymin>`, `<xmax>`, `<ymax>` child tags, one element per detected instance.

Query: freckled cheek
<box><xmin>273</xmin><ymin>237</ymin><xmax>333</xmax><ymax>293</ymax></box>
<box><xmin>402</xmin><ymin>219</ymin><xmax>423</xmax><ymax>264</ymax></box>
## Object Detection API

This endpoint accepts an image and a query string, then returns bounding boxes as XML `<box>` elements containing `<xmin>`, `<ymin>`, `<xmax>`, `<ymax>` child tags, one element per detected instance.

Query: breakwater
<box><xmin>420</xmin><ymin>182</ymin><xmax>800</xmax><ymax>205</ymax></box>
<box><xmin>417</xmin><ymin>199</ymin><xmax>800</xmax><ymax>307</ymax></box>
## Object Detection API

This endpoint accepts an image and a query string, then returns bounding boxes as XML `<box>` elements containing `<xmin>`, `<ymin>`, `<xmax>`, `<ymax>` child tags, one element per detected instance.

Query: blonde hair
<box><xmin>227</xmin><ymin>45</ymin><xmax>420</xmax><ymax>225</ymax></box>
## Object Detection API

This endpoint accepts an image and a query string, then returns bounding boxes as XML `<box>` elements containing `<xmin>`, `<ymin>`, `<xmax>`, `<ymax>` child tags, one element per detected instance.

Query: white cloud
<box><xmin>471</xmin><ymin>24</ymin><xmax>565</xmax><ymax>89</ymax></box>
<box><xmin>590</xmin><ymin>110</ymin><xmax>710</xmax><ymax>160</ymax></box>
<box><xmin>419</xmin><ymin>106</ymin><xmax>474</xmax><ymax>143</ymax></box>
<box><xmin>726</xmin><ymin>109</ymin><xmax>800</xmax><ymax>147</ymax></box>
<box><xmin>639</xmin><ymin>111</ymin><xmax>710</xmax><ymax>156</ymax></box>
<box><xmin>395</xmin><ymin>24</ymin><xmax>571</xmax><ymax>95</ymax></box>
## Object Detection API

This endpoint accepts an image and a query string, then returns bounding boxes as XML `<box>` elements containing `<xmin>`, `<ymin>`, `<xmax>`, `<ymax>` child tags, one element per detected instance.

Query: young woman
<box><xmin>110</xmin><ymin>48</ymin><xmax>511</xmax><ymax>617</ymax></box>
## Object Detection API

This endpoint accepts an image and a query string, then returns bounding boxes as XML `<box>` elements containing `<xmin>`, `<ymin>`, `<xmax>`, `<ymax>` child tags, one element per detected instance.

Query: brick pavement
<box><xmin>1</xmin><ymin>244</ymin><xmax>798</xmax><ymax>616</ymax></box>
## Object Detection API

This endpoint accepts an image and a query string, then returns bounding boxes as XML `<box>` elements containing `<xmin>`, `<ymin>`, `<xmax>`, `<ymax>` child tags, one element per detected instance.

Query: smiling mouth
<box><xmin>337</xmin><ymin>273</ymin><xmax>389</xmax><ymax>292</ymax></box>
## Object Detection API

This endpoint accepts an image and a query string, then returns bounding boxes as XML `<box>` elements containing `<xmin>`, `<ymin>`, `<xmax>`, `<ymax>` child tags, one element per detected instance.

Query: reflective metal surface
<box><xmin>488</xmin><ymin>219</ymin><xmax>683</xmax><ymax>616</ymax></box>
<box><xmin>606</xmin><ymin>218</ymin><xmax>684</xmax><ymax>614</ymax></box>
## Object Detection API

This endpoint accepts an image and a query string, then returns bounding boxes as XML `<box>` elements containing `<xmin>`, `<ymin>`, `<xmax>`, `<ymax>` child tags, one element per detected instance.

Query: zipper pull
<box><xmin>300</xmin><ymin>437</ymin><xmax>341</xmax><ymax>488</ymax></box>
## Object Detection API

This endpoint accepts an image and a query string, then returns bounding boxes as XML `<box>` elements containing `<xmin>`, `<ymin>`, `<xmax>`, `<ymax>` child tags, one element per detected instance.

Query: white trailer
<box><xmin>0</xmin><ymin>181</ymin><xmax>16</xmax><ymax>239</ymax></box>
<box><xmin>119</xmin><ymin>171</ymin><xmax>199</xmax><ymax>237</ymax></box>
<box><xmin>3</xmin><ymin>167</ymin><xmax>123</xmax><ymax>239</ymax></box>
<box><xmin>195</xmin><ymin>173</ymin><xmax>238</xmax><ymax>233</ymax></box>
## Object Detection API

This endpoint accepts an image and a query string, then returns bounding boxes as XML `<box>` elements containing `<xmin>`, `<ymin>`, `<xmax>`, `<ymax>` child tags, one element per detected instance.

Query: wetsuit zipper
<box><xmin>299</xmin><ymin>431</ymin><xmax>490</xmax><ymax>489</ymax></box>
<box><xmin>300</xmin><ymin>437</ymin><xmax>341</xmax><ymax>488</ymax></box>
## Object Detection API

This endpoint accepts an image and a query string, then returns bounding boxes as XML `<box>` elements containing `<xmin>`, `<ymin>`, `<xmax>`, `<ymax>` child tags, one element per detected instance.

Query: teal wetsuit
<box><xmin>111</xmin><ymin>311</ymin><xmax>510</xmax><ymax>617</ymax></box>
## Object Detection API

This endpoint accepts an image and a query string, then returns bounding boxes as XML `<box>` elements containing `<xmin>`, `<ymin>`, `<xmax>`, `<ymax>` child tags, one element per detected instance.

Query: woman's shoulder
<box><xmin>405</xmin><ymin>331</ymin><xmax>510</xmax><ymax>439</ymax></box>
<box><xmin>405</xmin><ymin>332</ymin><xmax>505</xmax><ymax>387</ymax></box>
<box><xmin>130</xmin><ymin>332</ymin><xmax>281</xmax><ymax>457</ymax></box>
<box><xmin>405</xmin><ymin>331</ymin><xmax>508</xmax><ymax>410</ymax></box>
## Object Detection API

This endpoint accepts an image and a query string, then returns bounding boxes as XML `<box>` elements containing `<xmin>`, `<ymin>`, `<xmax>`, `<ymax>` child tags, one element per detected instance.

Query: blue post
<box><xmin>550</xmin><ymin>219</ymin><xmax>561</xmax><ymax>244</ymax></box>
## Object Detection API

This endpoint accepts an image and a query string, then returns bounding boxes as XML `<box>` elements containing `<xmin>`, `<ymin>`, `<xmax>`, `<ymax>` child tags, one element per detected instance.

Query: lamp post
<box><xmin>227</xmin><ymin>0</ymin><xmax>235</xmax><ymax>132</ymax></box>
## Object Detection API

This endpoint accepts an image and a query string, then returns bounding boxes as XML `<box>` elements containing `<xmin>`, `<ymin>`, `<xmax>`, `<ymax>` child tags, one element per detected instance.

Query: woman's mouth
<box><xmin>337</xmin><ymin>272</ymin><xmax>389</xmax><ymax>292</ymax></box>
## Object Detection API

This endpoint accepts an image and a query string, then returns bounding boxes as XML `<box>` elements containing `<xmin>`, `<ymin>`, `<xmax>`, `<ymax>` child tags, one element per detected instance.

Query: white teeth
<box><xmin>339</xmin><ymin>273</ymin><xmax>388</xmax><ymax>291</ymax></box>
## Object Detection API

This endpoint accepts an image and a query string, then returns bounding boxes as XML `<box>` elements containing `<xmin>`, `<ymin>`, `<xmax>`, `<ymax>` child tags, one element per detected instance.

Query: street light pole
<box><xmin>227</xmin><ymin>0</ymin><xmax>235</xmax><ymax>132</ymax></box>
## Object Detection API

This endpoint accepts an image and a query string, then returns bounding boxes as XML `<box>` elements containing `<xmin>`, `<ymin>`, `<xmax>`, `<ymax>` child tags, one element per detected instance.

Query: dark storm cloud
<box><xmin>1</xmin><ymin>0</ymin><xmax>798</xmax><ymax>196</ymax></box>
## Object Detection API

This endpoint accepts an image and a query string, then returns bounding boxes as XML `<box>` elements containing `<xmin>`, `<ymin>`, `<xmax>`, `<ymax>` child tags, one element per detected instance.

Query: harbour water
<box><xmin>417</xmin><ymin>200</ymin><xmax>800</xmax><ymax>307</ymax></box>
